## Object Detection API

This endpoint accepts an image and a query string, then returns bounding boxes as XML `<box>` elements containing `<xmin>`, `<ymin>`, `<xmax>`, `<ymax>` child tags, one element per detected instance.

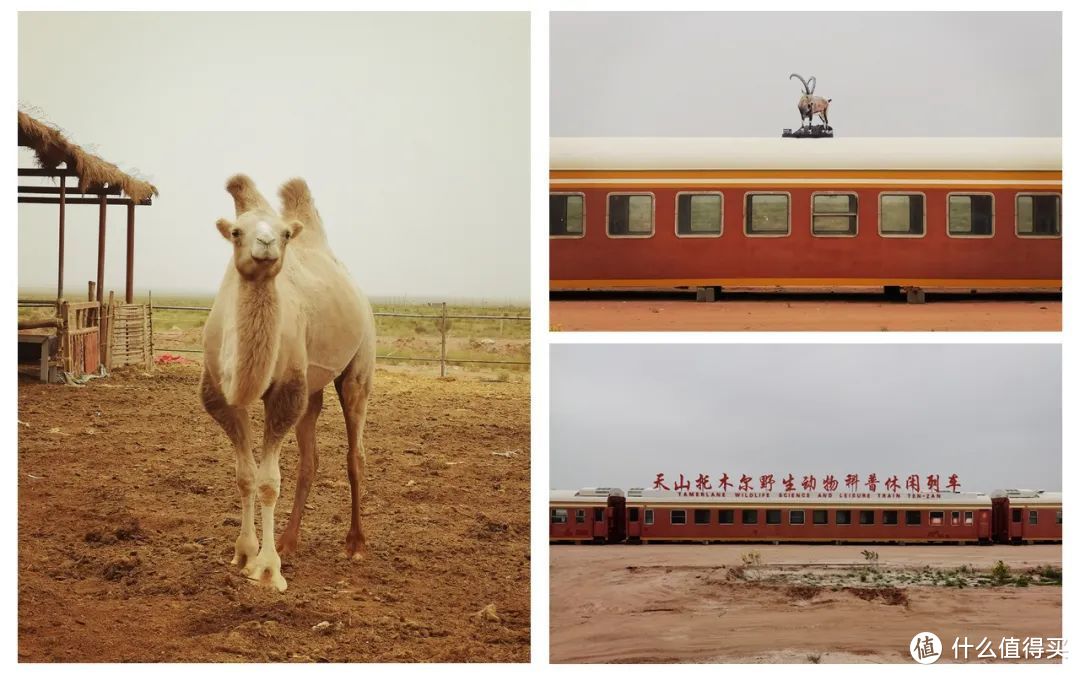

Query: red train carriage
<box><xmin>550</xmin><ymin>488</ymin><xmax>626</xmax><ymax>544</ymax></box>
<box><xmin>623</xmin><ymin>489</ymin><xmax>992</xmax><ymax>544</ymax></box>
<box><xmin>991</xmin><ymin>489</ymin><xmax>1063</xmax><ymax>544</ymax></box>
<box><xmin>550</xmin><ymin>138</ymin><xmax>1062</xmax><ymax>295</ymax></box>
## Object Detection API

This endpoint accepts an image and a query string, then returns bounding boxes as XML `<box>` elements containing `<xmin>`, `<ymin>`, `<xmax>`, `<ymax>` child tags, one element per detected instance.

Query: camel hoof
<box><xmin>233</xmin><ymin>533</ymin><xmax>258</xmax><ymax>569</ymax></box>
<box><xmin>245</xmin><ymin>552</ymin><xmax>287</xmax><ymax>593</ymax></box>
<box><xmin>346</xmin><ymin>536</ymin><xmax>367</xmax><ymax>561</ymax></box>
<box><xmin>276</xmin><ymin>534</ymin><xmax>299</xmax><ymax>556</ymax></box>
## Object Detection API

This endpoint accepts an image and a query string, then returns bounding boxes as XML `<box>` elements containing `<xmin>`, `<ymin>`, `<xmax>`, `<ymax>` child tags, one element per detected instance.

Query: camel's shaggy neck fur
<box><xmin>226</xmin><ymin>277</ymin><xmax>282</xmax><ymax>407</ymax></box>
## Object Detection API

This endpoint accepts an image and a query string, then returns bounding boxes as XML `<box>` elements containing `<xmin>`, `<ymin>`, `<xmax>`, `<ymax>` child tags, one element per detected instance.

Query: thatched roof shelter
<box><xmin>18</xmin><ymin>111</ymin><xmax>158</xmax><ymax>202</ymax></box>
<box><xmin>18</xmin><ymin>110</ymin><xmax>158</xmax><ymax>306</ymax></box>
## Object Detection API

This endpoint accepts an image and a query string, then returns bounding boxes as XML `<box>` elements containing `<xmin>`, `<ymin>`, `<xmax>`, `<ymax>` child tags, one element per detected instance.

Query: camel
<box><xmin>199</xmin><ymin>174</ymin><xmax>376</xmax><ymax>592</ymax></box>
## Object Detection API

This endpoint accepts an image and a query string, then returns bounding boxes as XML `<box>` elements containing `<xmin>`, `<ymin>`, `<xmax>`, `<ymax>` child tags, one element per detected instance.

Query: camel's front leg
<box><xmin>200</xmin><ymin>372</ymin><xmax>257</xmax><ymax>569</ymax></box>
<box><xmin>247</xmin><ymin>374</ymin><xmax>307</xmax><ymax>592</ymax></box>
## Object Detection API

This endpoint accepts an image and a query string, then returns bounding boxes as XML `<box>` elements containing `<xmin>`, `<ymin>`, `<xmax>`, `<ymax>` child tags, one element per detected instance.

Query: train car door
<box><xmin>592</xmin><ymin>506</ymin><xmax>608</xmax><ymax>540</ymax></box>
<box><xmin>1010</xmin><ymin>507</ymin><xmax>1024</xmax><ymax>542</ymax></box>
<box><xmin>626</xmin><ymin>506</ymin><xmax>642</xmax><ymax>539</ymax></box>
<box><xmin>977</xmin><ymin>510</ymin><xmax>991</xmax><ymax>542</ymax></box>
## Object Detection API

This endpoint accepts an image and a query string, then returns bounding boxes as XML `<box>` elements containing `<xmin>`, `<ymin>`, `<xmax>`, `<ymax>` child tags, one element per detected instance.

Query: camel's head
<box><xmin>216</xmin><ymin>211</ymin><xmax>303</xmax><ymax>281</ymax></box>
<box><xmin>216</xmin><ymin>174</ymin><xmax>303</xmax><ymax>281</ymax></box>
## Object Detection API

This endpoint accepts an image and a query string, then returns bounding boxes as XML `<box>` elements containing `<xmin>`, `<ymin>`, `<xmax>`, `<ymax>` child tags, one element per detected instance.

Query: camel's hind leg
<box><xmin>200</xmin><ymin>371</ymin><xmax>257</xmax><ymax>570</ymax></box>
<box><xmin>335</xmin><ymin>356</ymin><xmax>373</xmax><ymax>559</ymax></box>
<box><xmin>277</xmin><ymin>388</ymin><xmax>324</xmax><ymax>556</ymax></box>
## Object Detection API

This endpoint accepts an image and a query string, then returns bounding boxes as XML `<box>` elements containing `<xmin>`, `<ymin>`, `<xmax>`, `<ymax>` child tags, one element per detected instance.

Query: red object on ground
<box><xmin>154</xmin><ymin>354</ymin><xmax>192</xmax><ymax>365</ymax></box>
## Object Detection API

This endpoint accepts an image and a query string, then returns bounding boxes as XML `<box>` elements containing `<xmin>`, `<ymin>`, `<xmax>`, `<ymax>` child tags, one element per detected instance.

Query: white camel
<box><xmin>200</xmin><ymin>174</ymin><xmax>376</xmax><ymax>592</ymax></box>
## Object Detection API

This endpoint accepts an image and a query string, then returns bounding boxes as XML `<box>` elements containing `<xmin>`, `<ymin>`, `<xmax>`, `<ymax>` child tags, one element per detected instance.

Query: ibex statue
<box><xmin>790</xmin><ymin>73</ymin><xmax>831</xmax><ymax>130</ymax></box>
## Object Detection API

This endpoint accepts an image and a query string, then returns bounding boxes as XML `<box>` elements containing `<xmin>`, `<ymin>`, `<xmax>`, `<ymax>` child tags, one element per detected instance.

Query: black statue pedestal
<box><xmin>782</xmin><ymin>126</ymin><xmax>834</xmax><ymax>139</ymax></box>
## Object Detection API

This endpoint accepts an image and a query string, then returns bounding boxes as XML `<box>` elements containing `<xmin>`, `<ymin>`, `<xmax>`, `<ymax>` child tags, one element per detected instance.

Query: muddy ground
<box><xmin>17</xmin><ymin>364</ymin><xmax>530</xmax><ymax>663</ymax></box>
<box><xmin>551</xmin><ymin>545</ymin><xmax>1062</xmax><ymax>664</ymax></box>
<box><xmin>549</xmin><ymin>289</ymin><xmax>1061</xmax><ymax>331</ymax></box>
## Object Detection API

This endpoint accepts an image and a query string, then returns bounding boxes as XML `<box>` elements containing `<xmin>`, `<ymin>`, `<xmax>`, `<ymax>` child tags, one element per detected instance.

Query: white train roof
<box><xmin>990</xmin><ymin>489</ymin><xmax>1063</xmax><ymax>505</ymax></box>
<box><xmin>622</xmin><ymin>487</ymin><xmax>991</xmax><ymax>507</ymax></box>
<box><xmin>549</xmin><ymin>487</ymin><xmax>624</xmax><ymax>504</ymax></box>
<box><xmin>550</xmin><ymin>137</ymin><xmax>1062</xmax><ymax>172</ymax></box>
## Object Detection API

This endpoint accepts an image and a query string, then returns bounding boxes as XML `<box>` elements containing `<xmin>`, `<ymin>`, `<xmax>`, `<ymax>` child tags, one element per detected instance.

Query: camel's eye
<box><xmin>283</xmin><ymin>230</ymin><xmax>291</xmax><ymax>241</ymax></box>
<box><xmin>231</xmin><ymin>229</ymin><xmax>241</xmax><ymax>239</ymax></box>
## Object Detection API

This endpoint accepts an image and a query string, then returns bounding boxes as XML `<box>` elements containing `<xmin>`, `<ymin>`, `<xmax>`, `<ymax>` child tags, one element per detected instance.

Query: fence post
<box><xmin>148</xmin><ymin>290</ymin><xmax>155</xmax><ymax>367</ymax></box>
<box><xmin>439</xmin><ymin>301</ymin><xmax>448</xmax><ymax>378</ymax></box>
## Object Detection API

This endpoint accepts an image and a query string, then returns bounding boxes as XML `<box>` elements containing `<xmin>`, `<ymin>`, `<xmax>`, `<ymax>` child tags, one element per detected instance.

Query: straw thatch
<box><xmin>18</xmin><ymin>111</ymin><xmax>158</xmax><ymax>202</ymax></box>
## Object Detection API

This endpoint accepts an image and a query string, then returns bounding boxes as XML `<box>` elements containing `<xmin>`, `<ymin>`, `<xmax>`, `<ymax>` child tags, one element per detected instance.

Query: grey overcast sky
<box><xmin>19</xmin><ymin>12</ymin><xmax>529</xmax><ymax>302</ymax></box>
<box><xmin>550</xmin><ymin>345</ymin><xmax>1061</xmax><ymax>493</ymax></box>
<box><xmin>550</xmin><ymin>11</ymin><xmax>1061</xmax><ymax>137</ymax></box>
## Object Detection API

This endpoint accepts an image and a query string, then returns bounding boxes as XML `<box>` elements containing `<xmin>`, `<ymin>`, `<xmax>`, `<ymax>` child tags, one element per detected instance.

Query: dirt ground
<box><xmin>549</xmin><ymin>289</ymin><xmax>1061</xmax><ymax>331</ymax></box>
<box><xmin>550</xmin><ymin>545</ymin><xmax>1062</xmax><ymax>664</ymax></box>
<box><xmin>17</xmin><ymin>364</ymin><xmax>530</xmax><ymax>663</ymax></box>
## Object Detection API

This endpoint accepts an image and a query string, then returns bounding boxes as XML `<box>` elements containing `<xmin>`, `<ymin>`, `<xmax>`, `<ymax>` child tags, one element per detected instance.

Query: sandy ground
<box><xmin>550</xmin><ymin>545</ymin><xmax>1062</xmax><ymax>664</ymax></box>
<box><xmin>17</xmin><ymin>364</ymin><xmax>530</xmax><ymax>663</ymax></box>
<box><xmin>549</xmin><ymin>289</ymin><xmax>1061</xmax><ymax>331</ymax></box>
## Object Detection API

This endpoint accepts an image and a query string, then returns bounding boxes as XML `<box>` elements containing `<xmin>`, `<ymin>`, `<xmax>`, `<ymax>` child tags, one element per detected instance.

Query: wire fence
<box><xmin>20</xmin><ymin>298</ymin><xmax>529</xmax><ymax>376</ymax></box>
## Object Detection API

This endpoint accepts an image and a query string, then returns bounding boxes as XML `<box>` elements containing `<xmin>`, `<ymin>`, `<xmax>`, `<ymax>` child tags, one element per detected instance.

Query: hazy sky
<box><xmin>551</xmin><ymin>11</ymin><xmax>1062</xmax><ymax>137</ymax></box>
<box><xmin>551</xmin><ymin>345</ymin><xmax>1061</xmax><ymax>493</ymax></box>
<box><xmin>19</xmin><ymin>12</ymin><xmax>529</xmax><ymax>301</ymax></box>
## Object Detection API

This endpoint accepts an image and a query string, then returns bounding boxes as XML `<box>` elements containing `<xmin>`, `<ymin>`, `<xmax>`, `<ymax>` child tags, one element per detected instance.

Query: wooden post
<box><xmin>57</xmin><ymin>176</ymin><xmax>66</xmax><ymax>300</ymax></box>
<box><xmin>88</xmin><ymin>280</ymin><xmax>96</xmax><ymax>302</ymax></box>
<box><xmin>148</xmin><ymin>290</ymin><xmax>154</xmax><ymax>367</ymax></box>
<box><xmin>104</xmin><ymin>291</ymin><xmax>115</xmax><ymax>370</ymax></box>
<box><xmin>125</xmin><ymin>203</ymin><xmax>135</xmax><ymax>303</ymax></box>
<box><xmin>96</xmin><ymin>193</ymin><xmax>106</xmax><ymax>303</ymax></box>
<box><xmin>439</xmin><ymin>301</ymin><xmax>448</xmax><ymax>378</ymax></box>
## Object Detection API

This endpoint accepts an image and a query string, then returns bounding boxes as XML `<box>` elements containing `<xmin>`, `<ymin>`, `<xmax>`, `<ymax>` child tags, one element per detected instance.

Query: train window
<box><xmin>745</xmin><ymin>193</ymin><xmax>790</xmax><ymax>236</ymax></box>
<box><xmin>741</xmin><ymin>509</ymin><xmax>758</xmax><ymax>524</ymax></box>
<box><xmin>645</xmin><ymin>509</ymin><xmax>654</xmax><ymax>525</ymax></box>
<box><xmin>951</xmin><ymin>511</ymin><xmax>961</xmax><ymax>525</ymax></box>
<box><xmin>1029</xmin><ymin>511</ymin><xmax>1038</xmax><ymax>525</ymax></box>
<box><xmin>594</xmin><ymin>508</ymin><xmax>605</xmax><ymax>522</ymax></box>
<box><xmin>964</xmin><ymin>511</ymin><xmax>974</xmax><ymax>525</ymax></box>
<box><xmin>836</xmin><ymin>510</ymin><xmax>851</xmax><ymax>525</ymax></box>
<box><xmin>1016</xmin><ymin>194</ymin><xmax>1061</xmax><ymax>237</ymax></box>
<box><xmin>718</xmin><ymin>509</ymin><xmax>735</xmax><ymax>524</ymax></box>
<box><xmin>550</xmin><ymin>193</ymin><xmax>585</xmax><ymax>237</ymax></box>
<box><xmin>947</xmin><ymin>194</ymin><xmax>994</xmax><ymax>237</ymax></box>
<box><xmin>576</xmin><ymin>509</ymin><xmax>586</xmax><ymax>524</ymax></box>
<box><xmin>879</xmin><ymin>193</ymin><xmax>925</xmax><ymax>237</ymax></box>
<box><xmin>812</xmin><ymin>193</ymin><xmax>858</xmax><ymax>236</ymax></box>
<box><xmin>676</xmin><ymin>192</ymin><xmax>723</xmax><ymax>237</ymax></box>
<box><xmin>628</xmin><ymin>507</ymin><xmax>640</xmax><ymax>522</ymax></box>
<box><xmin>1056</xmin><ymin>511</ymin><xmax>1062</xmax><ymax>524</ymax></box>
<box><xmin>551</xmin><ymin>508</ymin><xmax>567</xmax><ymax>524</ymax></box>
<box><xmin>905</xmin><ymin>511</ymin><xmax>922</xmax><ymax>526</ymax></box>
<box><xmin>883</xmin><ymin>510</ymin><xmax>898</xmax><ymax>525</ymax></box>
<box><xmin>812</xmin><ymin>510</ymin><xmax>828</xmax><ymax>525</ymax></box>
<box><xmin>671</xmin><ymin>510</ymin><xmax>687</xmax><ymax>525</ymax></box>
<box><xmin>1012</xmin><ymin>508</ymin><xmax>1022</xmax><ymax>523</ymax></box>
<box><xmin>930</xmin><ymin>511</ymin><xmax>944</xmax><ymax>525</ymax></box>
<box><xmin>765</xmin><ymin>509</ymin><xmax>781</xmax><ymax>525</ymax></box>
<box><xmin>789</xmin><ymin>510</ymin><xmax>805</xmax><ymax>525</ymax></box>
<box><xmin>694</xmin><ymin>509</ymin><xmax>711</xmax><ymax>525</ymax></box>
<box><xmin>607</xmin><ymin>193</ymin><xmax>654</xmax><ymax>237</ymax></box>
<box><xmin>859</xmin><ymin>510</ymin><xmax>875</xmax><ymax>525</ymax></box>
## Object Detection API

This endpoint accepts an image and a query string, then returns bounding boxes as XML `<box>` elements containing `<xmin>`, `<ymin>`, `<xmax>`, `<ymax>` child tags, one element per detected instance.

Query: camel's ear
<box><xmin>225</xmin><ymin>174</ymin><xmax>273</xmax><ymax>217</ymax></box>
<box><xmin>216</xmin><ymin>218</ymin><xmax>235</xmax><ymax>241</ymax></box>
<box><xmin>285</xmin><ymin>219</ymin><xmax>304</xmax><ymax>241</ymax></box>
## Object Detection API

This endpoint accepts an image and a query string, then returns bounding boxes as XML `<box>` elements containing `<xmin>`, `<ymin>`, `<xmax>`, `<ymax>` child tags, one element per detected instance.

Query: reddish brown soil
<box><xmin>551</xmin><ymin>546</ymin><xmax>1062</xmax><ymax>663</ymax></box>
<box><xmin>550</xmin><ymin>289</ymin><xmax>1061</xmax><ymax>331</ymax></box>
<box><xmin>18</xmin><ymin>364</ymin><xmax>529</xmax><ymax>663</ymax></box>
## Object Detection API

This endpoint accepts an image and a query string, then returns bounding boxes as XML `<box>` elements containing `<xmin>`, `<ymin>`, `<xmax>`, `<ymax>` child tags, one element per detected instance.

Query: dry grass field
<box><xmin>550</xmin><ymin>545</ymin><xmax>1062</xmax><ymax>664</ymax></box>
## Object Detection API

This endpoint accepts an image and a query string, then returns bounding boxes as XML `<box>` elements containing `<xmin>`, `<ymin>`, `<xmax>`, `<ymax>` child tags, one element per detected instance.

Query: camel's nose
<box><xmin>256</xmin><ymin>235</ymin><xmax>276</xmax><ymax>247</ymax></box>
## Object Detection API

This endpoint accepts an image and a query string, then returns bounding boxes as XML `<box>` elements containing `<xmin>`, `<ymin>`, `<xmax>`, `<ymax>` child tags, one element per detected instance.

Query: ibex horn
<box><xmin>789</xmin><ymin>73</ymin><xmax>810</xmax><ymax>95</ymax></box>
<box><xmin>807</xmin><ymin>76</ymin><xmax>816</xmax><ymax>95</ymax></box>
